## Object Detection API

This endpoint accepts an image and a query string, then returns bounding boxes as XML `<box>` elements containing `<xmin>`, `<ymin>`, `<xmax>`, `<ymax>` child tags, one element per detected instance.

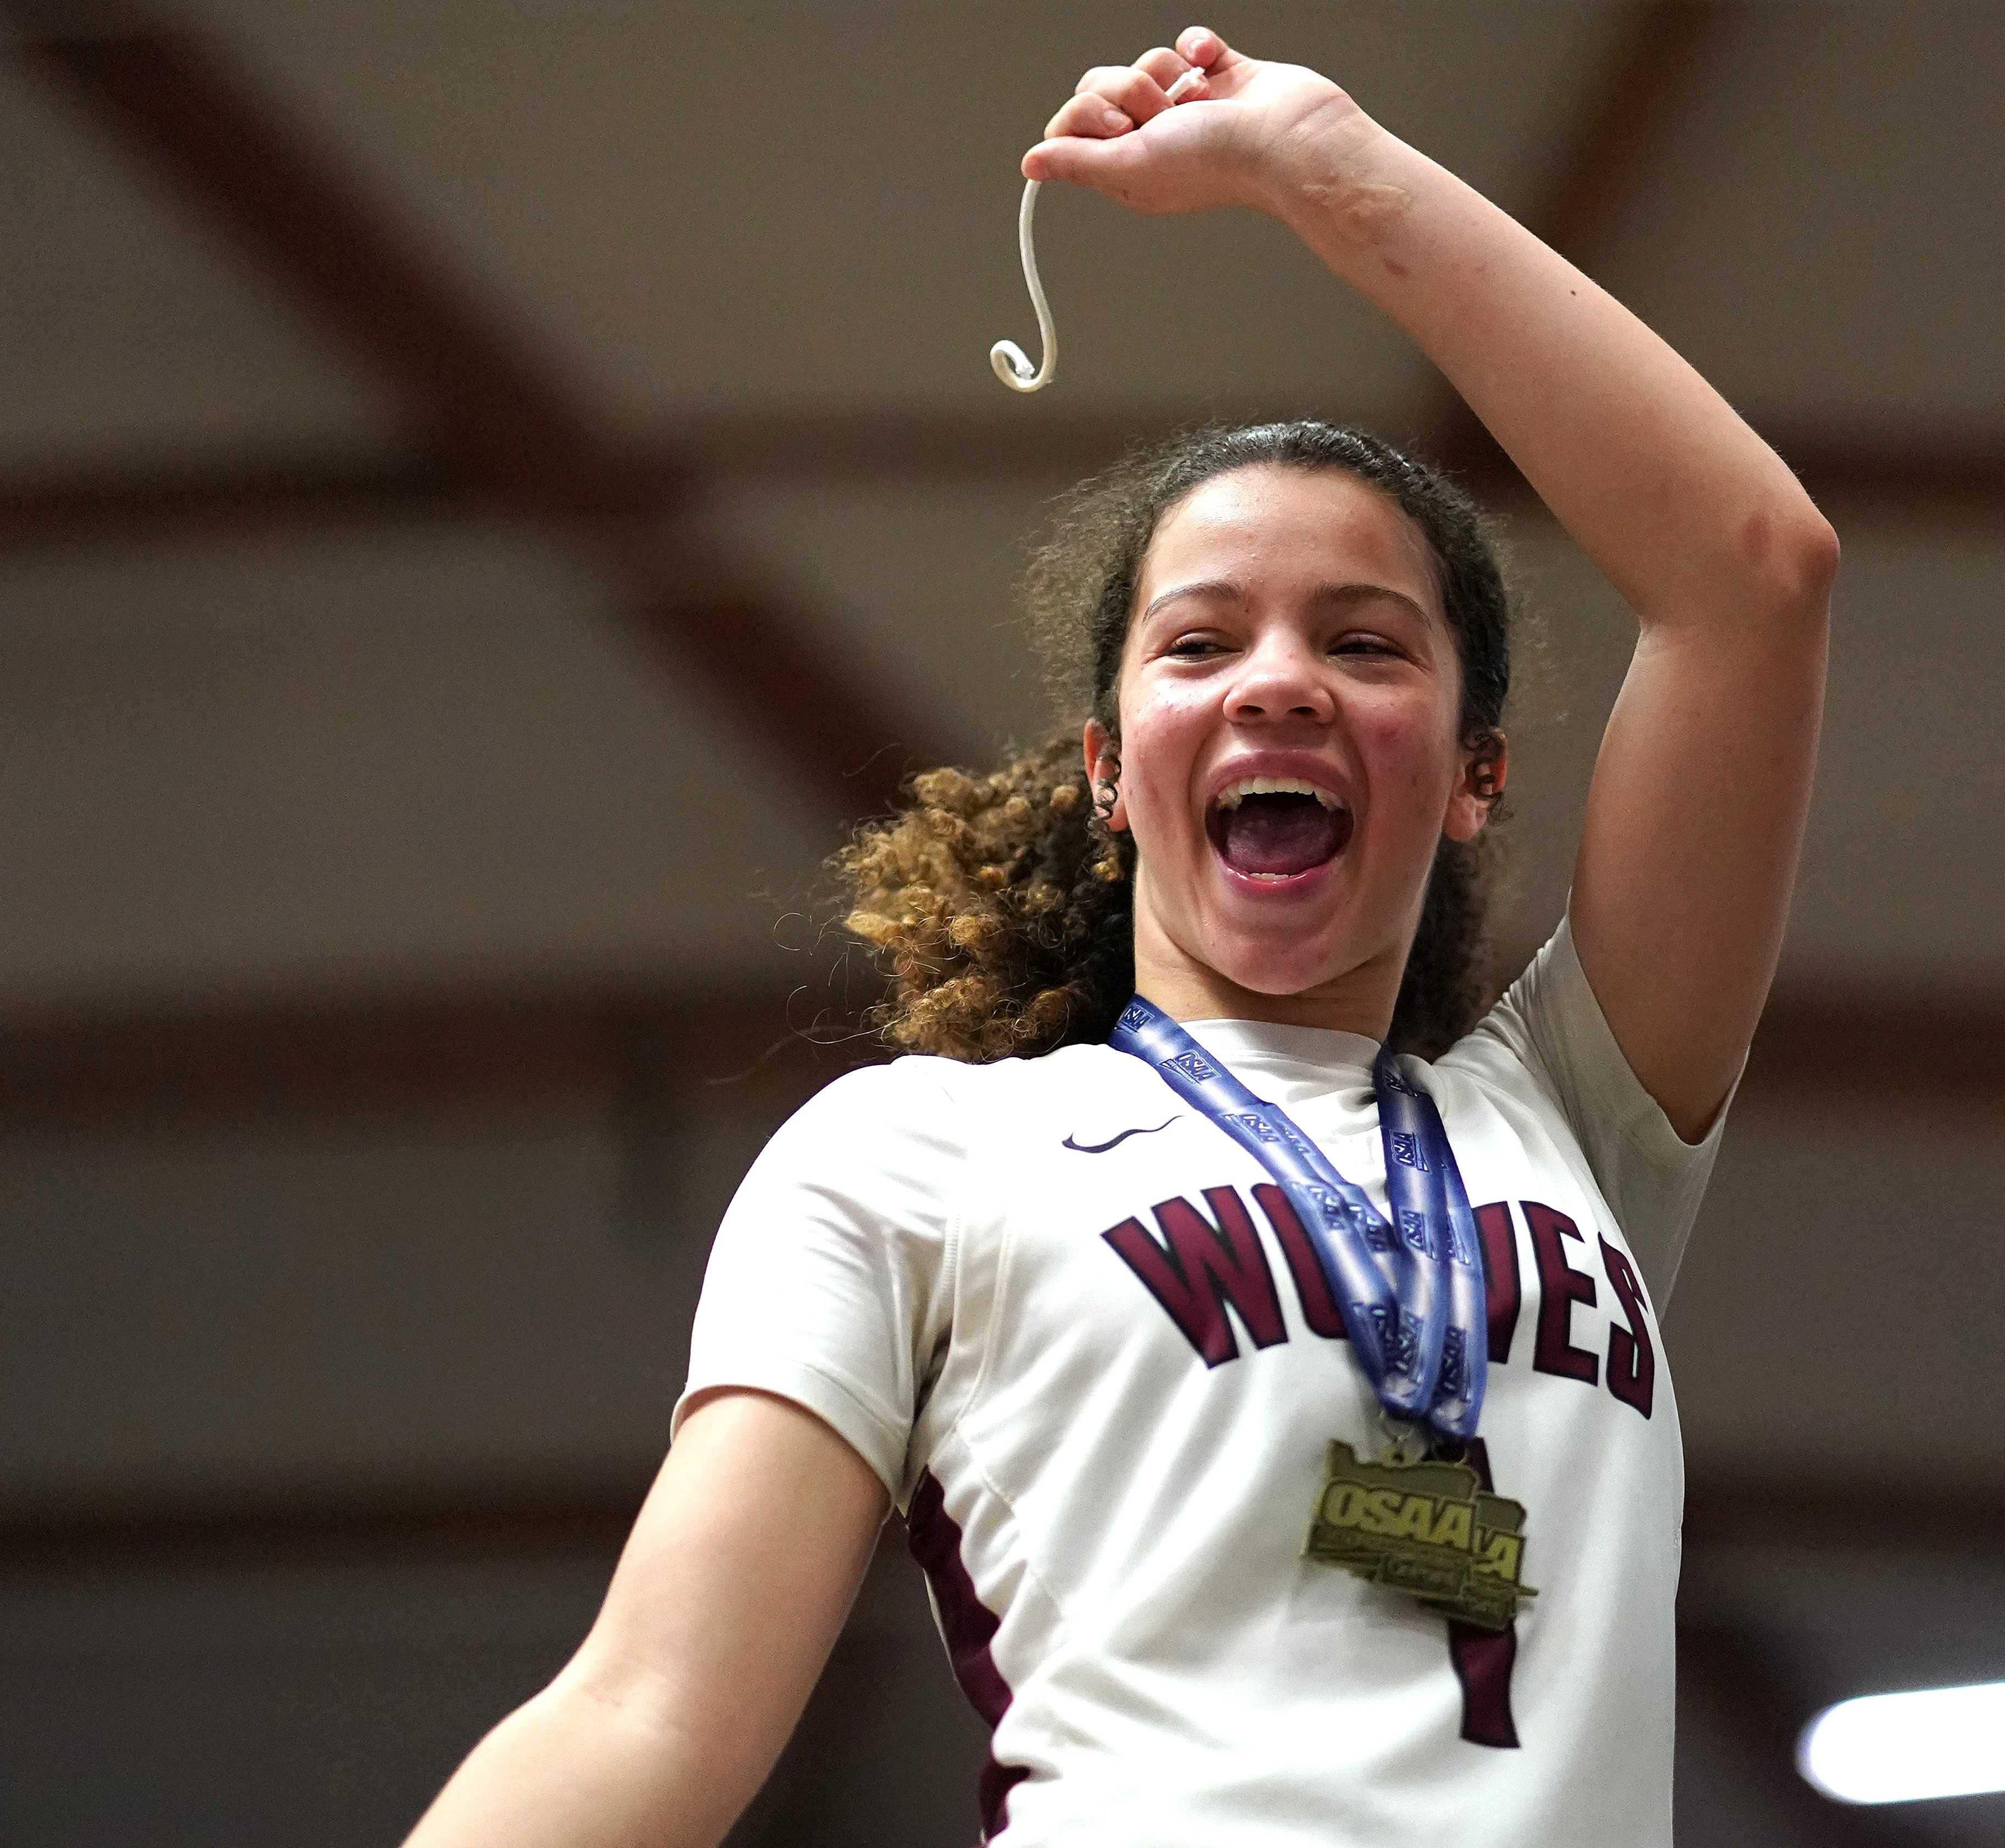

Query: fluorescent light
<box><xmin>1798</xmin><ymin>1681</ymin><xmax>2005</xmax><ymax>1804</ymax></box>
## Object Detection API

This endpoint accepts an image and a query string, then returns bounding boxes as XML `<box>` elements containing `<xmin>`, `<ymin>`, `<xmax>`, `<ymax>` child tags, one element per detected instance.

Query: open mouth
<box><xmin>1207</xmin><ymin>777</ymin><xmax>1353</xmax><ymax>881</ymax></box>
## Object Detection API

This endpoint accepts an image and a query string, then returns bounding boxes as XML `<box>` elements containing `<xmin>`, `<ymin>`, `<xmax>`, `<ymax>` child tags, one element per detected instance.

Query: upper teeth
<box><xmin>1215</xmin><ymin>777</ymin><xmax>1341</xmax><ymax>811</ymax></box>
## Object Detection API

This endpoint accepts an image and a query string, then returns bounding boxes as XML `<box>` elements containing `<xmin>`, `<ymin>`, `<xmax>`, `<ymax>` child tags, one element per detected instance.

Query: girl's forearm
<box><xmin>403</xmin><ymin>1674</ymin><xmax>737</xmax><ymax>1848</ymax></box>
<box><xmin>1270</xmin><ymin>126</ymin><xmax>1837</xmax><ymax>626</ymax></box>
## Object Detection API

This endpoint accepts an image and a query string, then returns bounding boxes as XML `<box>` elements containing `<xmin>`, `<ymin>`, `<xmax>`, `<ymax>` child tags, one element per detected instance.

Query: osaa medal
<box><xmin>1305</xmin><ymin>1441</ymin><xmax>1537</xmax><ymax>1632</ymax></box>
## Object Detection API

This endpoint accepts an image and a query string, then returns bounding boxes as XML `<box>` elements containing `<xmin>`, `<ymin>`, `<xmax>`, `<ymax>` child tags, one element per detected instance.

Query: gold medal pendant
<box><xmin>1305</xmin><ymin>1440</ymin><xmax>1538</xmax><ymax>1631</ymax></box>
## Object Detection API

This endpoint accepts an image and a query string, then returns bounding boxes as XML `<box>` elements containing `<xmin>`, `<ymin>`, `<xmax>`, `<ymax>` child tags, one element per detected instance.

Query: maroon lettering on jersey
<box><xmin>1251</xmin><ymin>1183</ymin><xmax>1349</xmax><ymax>1340</ymax></box>
<box><xmin>1471</xmin><ymin>1201</ymin><xmax>1521</xmax><ymax>1364</ymax></box>
<box><xmin>1526</xmin><ymin>1202</ymin><xmax>1599</xmax><ymax>1386</ymax></box>
<box><xmin>1599</xmin><ymin>1235</ymin><xmax>1656</xmax><ymax>1418</ymax></box>
<box><xmin>1102</xmin><ymin>1187</ymin><xmax>1288</xmax><ymax>1366</ymax></box>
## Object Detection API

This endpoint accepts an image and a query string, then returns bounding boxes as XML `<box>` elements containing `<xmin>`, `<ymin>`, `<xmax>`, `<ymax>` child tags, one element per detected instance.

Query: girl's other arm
<box><xmin>403</xmin><ymin>1390</ymin><xmax>887</xmax><ymax>1848</ymax></box>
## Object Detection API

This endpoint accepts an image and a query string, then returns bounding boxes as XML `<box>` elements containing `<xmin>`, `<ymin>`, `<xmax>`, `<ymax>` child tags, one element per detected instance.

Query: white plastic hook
<box><xmin>990</xmin><ymin>179</ymin><xmax>1055</xmax><ymax>392</ymax></box>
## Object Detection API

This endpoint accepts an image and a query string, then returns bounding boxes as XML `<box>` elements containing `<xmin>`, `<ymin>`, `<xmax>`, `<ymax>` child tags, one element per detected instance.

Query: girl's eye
<box><xmin>1333</xmin><ymin>635</ymin><xmax>1400</xmax><ymax>657</ymax></box>
<box><xmin>1166</xmin><ymin>636</ymin><xmax>1224</xmax><ymax>659</ymax></box>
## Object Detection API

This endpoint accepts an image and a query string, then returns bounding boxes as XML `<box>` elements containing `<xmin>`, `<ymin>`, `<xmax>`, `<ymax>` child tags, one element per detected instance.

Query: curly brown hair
<box><xmin>836</xmin><ymin>421</ymin><xmax>1512</xmax><ymax>1063</ymax></box>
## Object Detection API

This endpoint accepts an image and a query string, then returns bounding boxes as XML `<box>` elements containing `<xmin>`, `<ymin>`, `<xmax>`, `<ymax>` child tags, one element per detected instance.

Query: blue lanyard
<box><xmin>1109</xmin><ymin>996</ymin><xmax>1488</xmax><ymax>1444</ymax></box>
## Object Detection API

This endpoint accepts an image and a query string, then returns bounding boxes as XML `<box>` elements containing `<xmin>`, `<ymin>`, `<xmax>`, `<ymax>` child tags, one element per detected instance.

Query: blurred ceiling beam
<box><xmin>4</xmin><ymin>416</ymin><xmax>2000</xmax><ymax>560</ymax></box>
<box><xmin>7</xmin><ymin>4</ymin><xmax>957</xmax><ymax>814</ymax></box>
<box><xmin>1683</xmin><ymin>1476</ymin><xmax>2005</xmax><ymax>1554</ymax></box>
<box><xmin>6</xmin><ymin>1471</ymin><xmax>2000</xmax><ymax>1575</ymax></box>
<box><xmin>1423</xmin><ymin>0</ymin><xmax>1732</xmax><ymax>483</ymax></box>
<box><xmin>10</xmin><ymin>9</ymin><xmax>638</xmax><ymax>517</ymax></box>
<box><xmin>0</xmin><ymin>978</ymin><xmax>858</xmax><ymax>1127</ymax></box>
<box><xmin>2</xmin><ymin>975</ymin><xmax>2001</xmax><ymax>1129</ymax></box>
<box><xmin>1742</xmin><ymin>980</ymin><xmax>2005</xmax><ymax>1128</ymax></box>
<box><xmin>0</xmin><ymin>452</ymin><xmax>474</xmax><ymax>550</ymax></box>
<box><xmin>1514</xmin><ymin>2</ymin><xmax>1731</xmax><ymax>271</ymax></box>
<box><xmin>674</xmin><ymin>413</ymin><xmax>2005</xmax><ymax>517</ymax></box>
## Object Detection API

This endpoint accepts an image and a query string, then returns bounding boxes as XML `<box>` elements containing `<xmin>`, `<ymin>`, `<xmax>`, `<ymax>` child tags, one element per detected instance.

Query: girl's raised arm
<box><xmin>1028</xmin><ymin>26</ymin><xmax>1839</xmax><ymax>1137</ymax></box>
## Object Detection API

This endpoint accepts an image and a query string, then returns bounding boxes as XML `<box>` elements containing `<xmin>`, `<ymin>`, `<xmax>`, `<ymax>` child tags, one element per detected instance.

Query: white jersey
<box><xmin>675</xmin><ymin>919</ymin><xmax>1729</xmax><ymax>1846</ymax></box>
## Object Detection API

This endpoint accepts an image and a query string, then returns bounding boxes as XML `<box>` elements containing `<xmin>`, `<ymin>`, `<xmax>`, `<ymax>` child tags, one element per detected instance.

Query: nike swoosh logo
<box><xmin>1062</xmin><ymin>1117</ymin><xmax>1179</xmax><ymax>1155</ymax></box>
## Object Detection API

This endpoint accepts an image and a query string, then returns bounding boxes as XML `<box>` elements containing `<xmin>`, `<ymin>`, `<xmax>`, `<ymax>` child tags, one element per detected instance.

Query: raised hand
<box><xmin>1021</xmin><ymin>26</ymin><xmax>1372</xmax><ymax>220</ymax></box>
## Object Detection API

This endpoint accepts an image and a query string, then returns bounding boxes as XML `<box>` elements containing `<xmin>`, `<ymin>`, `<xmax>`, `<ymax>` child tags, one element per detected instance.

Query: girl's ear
<box><xmin>1082</xmin><ymin>718</ymin><xmax>1129</xmax><ymax>832</ymax></box>
<box><xmin>1444</xmin><ymin>730</ymin><xmax>1507</xmax><ymax>843</ymax></box>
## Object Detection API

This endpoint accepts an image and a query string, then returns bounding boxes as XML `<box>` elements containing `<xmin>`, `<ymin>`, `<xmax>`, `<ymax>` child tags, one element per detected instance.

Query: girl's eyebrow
<box><xmin>1141</xmin><ymin>578</ymin><xmax>1429</xmax><ymax>624</ymax></box>
<box><xmin>1140</xmin><ymin>578</ymin><xmax>1243</xmax><ymax>623</ymax></box>
<box><xmin>1306</xmin><ymin>581</ymin><xmax>1432</xmax><ymax>623</ymax></box>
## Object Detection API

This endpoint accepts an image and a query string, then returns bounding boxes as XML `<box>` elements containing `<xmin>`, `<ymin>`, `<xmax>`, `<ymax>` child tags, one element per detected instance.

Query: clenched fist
<box><xmin>1021</xmin><ymin>26</ymin><xmax>1378</xmax><ymax>221</ymax></box>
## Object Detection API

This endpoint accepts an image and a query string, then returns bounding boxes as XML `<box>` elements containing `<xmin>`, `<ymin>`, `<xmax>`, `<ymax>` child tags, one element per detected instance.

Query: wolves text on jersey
<box><xmin>1101</xmin><ymin>1184</ymin><xmax>1655</xmax><ymax>1418</ymax></box>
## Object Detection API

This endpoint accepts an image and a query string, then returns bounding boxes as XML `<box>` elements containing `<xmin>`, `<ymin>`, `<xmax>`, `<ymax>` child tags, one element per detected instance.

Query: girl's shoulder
<box><xmin>789</xmin><ymin>1038</ymin><xmax>1155</xmax><ymax>1161</ymax></box>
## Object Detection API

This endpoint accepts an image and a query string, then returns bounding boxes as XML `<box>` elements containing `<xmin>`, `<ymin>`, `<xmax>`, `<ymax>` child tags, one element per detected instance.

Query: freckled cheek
<box><xmin>1116</xmin><ymin>695</ymin><xmax>1211</xmax><ymax>844</ymax></box>
<box><xmin>1123</xmin><ymin>784</ymin><xmax>1187</xmax><ymax>856</ymax></box>
<box><xmin>1351</xmin><ymin>701</ymin><xmax>1459</xmax><ymax>802</ymax></box>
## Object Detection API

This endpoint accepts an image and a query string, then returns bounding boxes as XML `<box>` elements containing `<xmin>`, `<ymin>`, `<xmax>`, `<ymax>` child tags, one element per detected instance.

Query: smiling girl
<box><xmin>405</xmin><ymin>27</ymin><xmax>1836</xmax><ymax>1848</ymax></box>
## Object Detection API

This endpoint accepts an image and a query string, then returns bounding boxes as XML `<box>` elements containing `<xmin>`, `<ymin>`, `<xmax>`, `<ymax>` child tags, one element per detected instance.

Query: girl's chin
<box><xmin>1135</xmin><ymin>856</ymin><xmax>1378</xmax><ymax>999</ymax></box>
<box><xmin>1192</xmin><ymin>920</ymin><xmax>1363</xmax><ymax>1000</ymax></box>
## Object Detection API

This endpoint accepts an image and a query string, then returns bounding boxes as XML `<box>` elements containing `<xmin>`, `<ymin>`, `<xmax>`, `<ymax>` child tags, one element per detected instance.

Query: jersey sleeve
<box><xmin>1474</xmin><ymin>913</ymin><xmax>1737</xmax><ymax>1307</ymax></box>
<box><xmin>670</xmin><ymin>1058</ymin><xmax>963</xmax><ymax>1500</ymax></box>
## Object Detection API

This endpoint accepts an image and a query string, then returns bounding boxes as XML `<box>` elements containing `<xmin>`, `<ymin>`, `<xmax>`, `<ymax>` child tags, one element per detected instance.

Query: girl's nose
<box><xmin>1225</xmin><ymin>640</ymin><xmax>1334</xmax><ymax>723</ymax></box>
